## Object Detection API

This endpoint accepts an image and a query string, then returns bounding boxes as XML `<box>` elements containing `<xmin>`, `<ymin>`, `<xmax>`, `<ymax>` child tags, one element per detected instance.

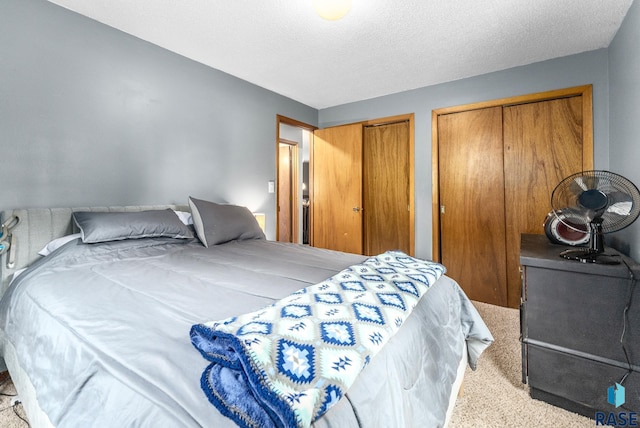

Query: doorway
<box><xmin>276</xmin><ymin>115</ymin><xmax>316</xmax><ymax>244</ymax></box>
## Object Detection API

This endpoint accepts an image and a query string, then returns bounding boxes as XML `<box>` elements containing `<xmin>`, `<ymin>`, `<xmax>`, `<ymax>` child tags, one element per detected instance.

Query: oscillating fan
<box><xmin>550</xmin><ymin>170</ymin><xmax>640</xmax><ymax>264</ymax></box>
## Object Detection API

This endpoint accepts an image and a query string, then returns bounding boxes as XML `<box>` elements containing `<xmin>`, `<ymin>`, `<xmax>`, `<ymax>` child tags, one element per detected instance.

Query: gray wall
<box><xmin>319</xmin><ymin>50</ymin><xmax>610</xmax><ymax>260</ymax></box>
<box><xmin>3</xmin><ymin>0</ymin><xmax>638</xmax><ymax>261</ymax></box>
<box><xmin>0</xmin><ymin>0</ymin><xmax>317</xmax><ymax>240</ymax></box>
<box><xmin>609</xmin><ymin>0</ymin><xmax>640</xmax><ymax>261</ymax></box>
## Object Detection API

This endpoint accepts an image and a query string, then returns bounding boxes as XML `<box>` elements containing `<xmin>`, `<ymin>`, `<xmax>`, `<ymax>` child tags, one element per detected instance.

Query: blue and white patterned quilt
<box><xmin>190</xmin><ymin>251</ymin><xmax>445</xmax><ymax>428</ymax></box>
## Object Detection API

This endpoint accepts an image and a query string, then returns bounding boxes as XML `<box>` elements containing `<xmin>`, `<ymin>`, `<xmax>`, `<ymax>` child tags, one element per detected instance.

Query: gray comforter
<box><xmin>0</xmin><ymin>237</ymin><xmax>492</xmax><ymax>428</ymax></box>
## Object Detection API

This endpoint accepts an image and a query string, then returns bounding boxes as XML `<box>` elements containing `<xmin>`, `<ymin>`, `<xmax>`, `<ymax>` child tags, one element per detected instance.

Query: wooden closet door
<box><xmin>503</xmin><ymin>96</ymin><xmax>584</xmax><ymax>308</ymax></box>
<box><xmin>363</xmin><ymin>121</ymin><xmax>411</xmax><ymax>256</ymax></box>
<box><xmin>312</xmin><ymin>124</ymin><xmax>363</xmax><ymax>254</ymax></box>
<box><xmin>438</xmin><ymin>107</ymin><xmax>509</xmax><ymax>306</ymax></box>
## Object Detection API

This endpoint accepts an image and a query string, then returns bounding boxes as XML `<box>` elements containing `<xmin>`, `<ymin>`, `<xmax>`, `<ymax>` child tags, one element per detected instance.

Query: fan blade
<box><xmin>571</xmin><ymin>174</ymin><xmax>599</xmax><ymax>193</ymax></box>
<box><xmin>602</xmin><ymin>189</ymin><xmax>638</xmax><ymax>232</ymax></box>
<box><xmin>608</xmin><ymin>190</ymin><xmax>633</xmax><ymax>205</ymax></box>
<box><xmin>568</xmin><ymin>179</ymin><xmax>588</xmax><ymax>195</ymax></box>
<box><xmin>584</xmin><ymin>173</ymin><xmax>600</xmax><ymax>189</ymax></box>
<box><xmin>606</xmin><ymin>201</ymin><xmax>633</xmax><ymax>217</ymax></box>
<box><xmin>601</xmin><ymin>208</ymin><xmax>635</xmax><ymax>232</ymax></box>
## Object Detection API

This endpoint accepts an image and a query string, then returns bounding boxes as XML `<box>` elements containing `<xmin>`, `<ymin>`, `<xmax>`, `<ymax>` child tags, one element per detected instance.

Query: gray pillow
<box><xmin>188</xmin><ymin>197</ymin><xmax>266</xmax><ymax>247</ymax></box>
<box><xmin>73</xmin><ymin>209</ymin><xmax>194</xmax><ymax>243</ymax></box>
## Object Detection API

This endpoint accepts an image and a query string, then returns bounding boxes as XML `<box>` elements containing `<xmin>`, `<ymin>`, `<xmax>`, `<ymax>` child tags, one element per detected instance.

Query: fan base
<box><xmin>560</xmin><ymin>248</ymin><xmax>620</xmax><ymax>265</ymax></box>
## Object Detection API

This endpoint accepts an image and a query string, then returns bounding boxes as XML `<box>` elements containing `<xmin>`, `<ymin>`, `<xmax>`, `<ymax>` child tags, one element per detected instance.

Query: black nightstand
<box><xmin>520</xmin><ymin>234</ymin><xmax>640</xmax><ymax>417</ymax></box>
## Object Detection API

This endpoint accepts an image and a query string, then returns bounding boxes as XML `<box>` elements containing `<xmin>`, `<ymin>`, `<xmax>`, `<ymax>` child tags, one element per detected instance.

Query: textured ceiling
<box><xmin>47</xmin><ymin>0</ymin><xmax>634</xmax><ymax>109</ymax></box>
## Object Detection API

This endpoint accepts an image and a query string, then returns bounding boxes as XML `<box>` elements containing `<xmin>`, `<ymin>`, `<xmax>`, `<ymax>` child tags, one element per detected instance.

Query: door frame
<box><xmin>431</xmin><ymin>85</ymin><xmax>594</xmax><ymax>261</ymax></box>
<box><xmin>276</xmin><ymin>115</ymin><xmax>317</xmax><ymax>243</ymax></box>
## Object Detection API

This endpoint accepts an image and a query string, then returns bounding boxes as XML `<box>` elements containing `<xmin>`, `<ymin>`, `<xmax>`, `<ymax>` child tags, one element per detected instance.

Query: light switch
<box><xmin>268</xmin><ymin>180</ymin><xmax>275</xmax><ymax>193</ymax></box>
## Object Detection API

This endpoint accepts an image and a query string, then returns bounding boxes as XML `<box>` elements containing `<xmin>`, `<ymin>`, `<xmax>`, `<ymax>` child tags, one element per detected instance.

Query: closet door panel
<box><xmin>312</xmin><ymin>124</ymin><xmax>363</xmax><ymax>254</ymax></box>
<box><xmin>363</xmin><ymin>121</ymin><xmax>411</xmax><ymax>256</ymax></box>
<box><xmin>503</xmin><ymin>96</ymin><xmax>584</xmax><ymax>307</ymax></box>
<box><xmin>438</xmin><ymin>107</ymin><xmax>508</xmax><ymax>306</ymax></box>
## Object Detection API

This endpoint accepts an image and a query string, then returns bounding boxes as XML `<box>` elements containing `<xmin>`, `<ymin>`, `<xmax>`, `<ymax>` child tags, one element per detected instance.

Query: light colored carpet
<box><xmin>449</xmin><ymin>301</ymin><xmax>593</xmax><ymax>427</ymax></box>
<box><xmin>0</xmin><ymin>375</ymin><xmax>28</xmax><ymax>428</ymax></box>
<box><xmin>0</xmin><ymin>300</ymin><xmax>594</xmax><ymax>428</ymax></box>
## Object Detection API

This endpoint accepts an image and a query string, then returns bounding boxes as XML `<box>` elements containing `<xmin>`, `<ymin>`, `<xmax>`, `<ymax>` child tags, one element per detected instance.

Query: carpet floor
<box><xmin>0</xmin><ymin>301</ymin><xmax>595</xmax><ymax>427</ymax></box>
<box><xmin>0</xmin><ymin>373</ymin><xmax>28</xmax><ymax>428</ymax></box>
<box><xmin>449</xmin><ymin>301</ymin><xmax>594</xmax><ymax>427</ymax></box>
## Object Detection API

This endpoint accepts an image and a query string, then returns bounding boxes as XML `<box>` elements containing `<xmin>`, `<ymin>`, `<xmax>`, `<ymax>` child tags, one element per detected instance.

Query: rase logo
<box><xmin>595</xmin><ymin>383</ymin><xmax>638</xmax><ymax>427</ymax></box>
<box><xmin>609</xmin><ymin>383</ymin><xmax>626</xmax><ymax>408</ymax></box>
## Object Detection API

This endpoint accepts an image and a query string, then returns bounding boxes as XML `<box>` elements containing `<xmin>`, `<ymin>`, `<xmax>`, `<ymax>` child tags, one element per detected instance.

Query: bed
<box><xmin>0</xmin><ymin>201</ymin><xmax>493</xmax><ymax>428</ymax></box>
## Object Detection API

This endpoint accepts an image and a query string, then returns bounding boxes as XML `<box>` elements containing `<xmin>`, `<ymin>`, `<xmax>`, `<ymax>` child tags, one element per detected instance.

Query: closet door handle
<box><xmin>352</xmin><ymin>207</ymin><xmax>361</xmax><ymax>212</ymax></box>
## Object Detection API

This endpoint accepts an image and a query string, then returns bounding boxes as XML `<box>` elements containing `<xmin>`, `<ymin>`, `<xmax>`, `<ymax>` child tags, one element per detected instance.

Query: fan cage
<box><xmin>551</xmin><ymin>170</ymin><xmax>640</xmax><ymax>234</ymax></box>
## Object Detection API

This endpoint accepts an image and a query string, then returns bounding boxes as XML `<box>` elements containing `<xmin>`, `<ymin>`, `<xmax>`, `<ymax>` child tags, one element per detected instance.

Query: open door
<box><xmin>277</xmin><ymin>142</ymin><xmax>296</xmax><ymax>242</ymax></box>
<box><xmin>312</xmin><ymin>123</ymin><xmax>363</xmax><ymax>254</ymax></box>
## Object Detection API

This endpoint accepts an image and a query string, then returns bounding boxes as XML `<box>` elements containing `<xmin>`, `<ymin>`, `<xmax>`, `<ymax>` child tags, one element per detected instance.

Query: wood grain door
<box><xmin>278</xmin><ymin>143</ymin><xmax>293</xmax><ymax>242</ymax></box>
<box><xmin>503</xmin><ymin>96</ymin><xmax>585</xmax><ymax>307</ymax></box>
<box><xmin>438</xmin><ymin>107</ymin><xmax>509</xmax><ymax>306</ymax></box>
<box><xmin>435</xmin><ymin>87</ymin><xmax>593</xmax><ymax>308</ymax></box>
<box><xmin>312</xmin><ymin>124</ymin><xmax>363</xmax><ymax>254</ymax></box>
<box><xmin>363</xmin><ymin>121</ymin><xmax>411</xmax><ymax>255</ymax></box>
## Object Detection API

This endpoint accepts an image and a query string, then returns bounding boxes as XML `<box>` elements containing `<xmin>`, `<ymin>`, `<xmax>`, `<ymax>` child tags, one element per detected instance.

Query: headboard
<box><xmin>0</xmin><ymin>204</ymin><xmax>189</xmax><ymax>294</ymax></box>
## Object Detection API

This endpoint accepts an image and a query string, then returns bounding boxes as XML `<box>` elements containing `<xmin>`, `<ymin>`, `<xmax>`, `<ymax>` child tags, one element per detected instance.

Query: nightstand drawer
<box><xmin>524</xmin><ymin>265</ymin><xmax>639</xmax><ymax>360</ymax></box>
<box><xmin>527</xmin><ymin>344</ymin><xmax>638</xmax><ymax>415</ymax></box>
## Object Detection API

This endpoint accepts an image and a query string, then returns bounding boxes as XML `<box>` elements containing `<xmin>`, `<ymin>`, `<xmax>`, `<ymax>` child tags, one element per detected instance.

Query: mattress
<box><xmin>0</xmin><ymin>208</ymin><xmax>492</xmax><ymax>428</ymax></box>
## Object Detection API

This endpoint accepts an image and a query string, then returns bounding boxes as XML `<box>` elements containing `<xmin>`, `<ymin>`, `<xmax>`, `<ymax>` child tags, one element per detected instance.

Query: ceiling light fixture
<box><xmin>312</xmin><ymin>0</ymin><xmax>352</xmax><ymax>21</ymax></box>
